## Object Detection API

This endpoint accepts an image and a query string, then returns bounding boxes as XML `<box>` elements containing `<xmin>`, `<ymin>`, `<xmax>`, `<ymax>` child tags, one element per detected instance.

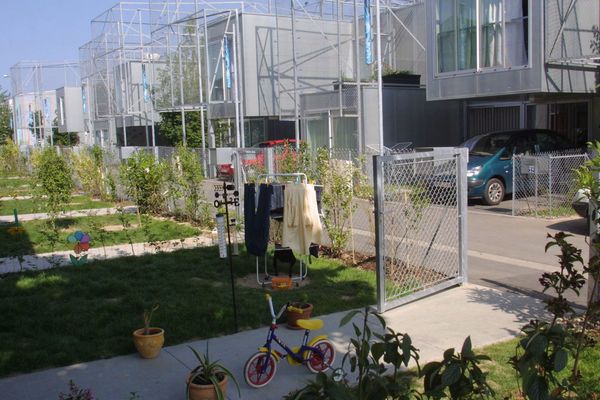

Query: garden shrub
<box><xmin>171</xmin><ymin>145</ymin><xmax>208</xmax><ymax>223</ymax></box>
<box><xmin>71</xmin><ymin>146</ymin><xmax>106</xmax><ymax>198</ymax></box>
<box><xmin>0</xmin><ymin>138</ymin><xmax>24</xmax><ymax>176</ymax></box>
<box><xmin>315</xmin><ymin>148</ymin><xmax>356</xmax><ymax>257</ymax></box>
<box><xmin>33</xmin><ymin>147</ymin><xmax>74</xmax><ymax>217</ymax></box>
<box><xmin>119</xmin><ymin>150</ymin><xmax>167</xmax><ymax>214</ymax></box>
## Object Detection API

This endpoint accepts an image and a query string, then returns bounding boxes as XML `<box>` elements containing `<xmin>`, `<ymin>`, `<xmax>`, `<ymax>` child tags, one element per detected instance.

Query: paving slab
<box><xmin>0</xmin><ymin>284</ymin><xmax>546</xmax><ymax>400</ymax></box>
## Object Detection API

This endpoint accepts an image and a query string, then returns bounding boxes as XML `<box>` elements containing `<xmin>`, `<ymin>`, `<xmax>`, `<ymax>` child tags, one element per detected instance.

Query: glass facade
<box><xmin>436</xmin><ymin>0</ymin><xmax>528</xmax><ymax>74</ymax></box>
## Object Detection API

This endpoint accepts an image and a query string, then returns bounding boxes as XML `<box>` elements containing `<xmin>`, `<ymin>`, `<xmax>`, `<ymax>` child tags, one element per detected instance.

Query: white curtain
<box><xmin>481</xmin><ymin>0</ymin><xmax>503</xmax><ymax>67</ymax></box>
<box><xmin>505</xmin><ymin>0</ymin><xmax>527</xmax><ymax>66</ymax></box>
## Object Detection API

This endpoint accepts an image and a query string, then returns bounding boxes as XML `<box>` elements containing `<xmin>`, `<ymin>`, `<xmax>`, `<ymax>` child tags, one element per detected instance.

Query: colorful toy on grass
<box><xmin>67</xmin><ymin>230</ymin><xmax>91</xmax><ymax>266</ymax></box>
<box><xmin>243</xmin><ymin>294</ymin><xmax>335</xmax><ymax>388</ymax></box>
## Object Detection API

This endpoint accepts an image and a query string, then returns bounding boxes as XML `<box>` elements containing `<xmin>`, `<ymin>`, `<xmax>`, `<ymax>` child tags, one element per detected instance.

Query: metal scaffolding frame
<box><xmin>147</xmin><ymin>0</ymin><xmax>266</xmax><ymax>149</ymax></box>
<box><xmin>78</xmin><ymin>0</ymin><xmax>423</xmax><ymax>153</ymax></box>
<box><xmin>80</xmin><ymin>1</ymin><xmax>162</xmax><ymax>147</ymax></box>
<box><xmin>9</xmin><ymin>61</ymin><xmax>80</xmax><ymax>147</ymax></box>
<box><xmin>544</xmin><ymin>0</ymin><xmax>600</xmax><ymax>71</ymax></box>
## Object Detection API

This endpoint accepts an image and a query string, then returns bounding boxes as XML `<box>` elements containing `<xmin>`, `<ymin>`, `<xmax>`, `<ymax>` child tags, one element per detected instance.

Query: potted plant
<box><xmin>286</xmin><ymin>294</ymin><xmax>314</xmax><ymax>330</ymax></box>
<box><xmin>132</xmin><ymin>304</ymin><xmax>164</xmax><ymax>359</ymax></box>
<box><xmin>186</xmin><ymin>344</ymin><xmax>240</xmax><ymax>400</ymax></box>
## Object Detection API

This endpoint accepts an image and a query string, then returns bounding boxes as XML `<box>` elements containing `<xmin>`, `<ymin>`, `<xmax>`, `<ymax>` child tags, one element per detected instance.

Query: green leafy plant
<box><xmin>116</xmin><ymin>206</ymin><xmax>135</xmax><ymax>256</ymax></box>
<box><xmin>288</xmin><ymin>308</ymin><xmax>493</xmax><ymax>400</ymax></box>
<box><xmin>119</xmin><ymin>151</ymin><xmax>166</xmax><ymax>214</ymax></box>
<box><xmin>0</xmin><ymin>138</ymin><xmax>24</xmax><ymax>175</ymax></box>
<box><xmin>509</xmin><ymin>232</ymin><xmax>595</xmax><ymax>400</ymax></box>
<box><xmin>171</xmin><ymin>145</ymin><xmax>206</xmax><ymax>222</ymax></box>
<box><xmin>32</xmin><ymin>147</ymin><xmax>74</xmax><ymax>219</ymax></box>
<box><xmin>315</xmin><ymin>148</ymin><xmax>357</xmax><ymax>257</ymax></box>
<box><xmin>418</xmin><ymin>337</ymin><xmax>494</xmax><ymax>399</ymax></box>
<box><xmin>187</xmin><ymin>343</ymin><xmax>240</xmax><ymax>400</ymax></box>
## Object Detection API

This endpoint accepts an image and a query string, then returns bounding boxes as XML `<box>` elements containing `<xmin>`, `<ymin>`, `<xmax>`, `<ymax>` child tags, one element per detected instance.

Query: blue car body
<box><xmin>462</xmin><ymin>129</ymin><xmax>576</xmax><ymax>204</ymax></box>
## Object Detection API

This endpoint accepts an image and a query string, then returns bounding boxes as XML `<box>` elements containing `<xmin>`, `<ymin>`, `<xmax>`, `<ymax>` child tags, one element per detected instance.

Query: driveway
<box><xmin>468</xmin><ymin>208</ymin><xmax>589</xmax><ymax>308</ymax></box>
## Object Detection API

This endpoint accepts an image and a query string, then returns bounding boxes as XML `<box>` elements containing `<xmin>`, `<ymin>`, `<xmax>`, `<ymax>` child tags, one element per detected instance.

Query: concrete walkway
<box><xmin>0</xmin><ymin>234</ymin><xmax>214</xmax><ymax>274</ymax></box>
<box><xmin>0</xmin><ymin>284</ymin><xmax>546</xmax><ymax>400</ymax></box>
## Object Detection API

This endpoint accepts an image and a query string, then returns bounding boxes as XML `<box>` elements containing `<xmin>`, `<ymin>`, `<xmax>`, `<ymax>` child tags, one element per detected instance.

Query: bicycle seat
<box><xmin>296</xmin><ymin>318</ymin><xmax>324</xmax><ymax>331</ymax></box>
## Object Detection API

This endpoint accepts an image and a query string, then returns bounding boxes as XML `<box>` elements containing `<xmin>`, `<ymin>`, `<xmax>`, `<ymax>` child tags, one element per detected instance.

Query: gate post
<box><xmin>457</xmin><ymin>148</ymin><xmax>469</xmax><ymax>283</ymax></box>
<box><xmin>373</xmin><ymin>154</ymin><xmax>386</xmax><ymax>312</ymax></box>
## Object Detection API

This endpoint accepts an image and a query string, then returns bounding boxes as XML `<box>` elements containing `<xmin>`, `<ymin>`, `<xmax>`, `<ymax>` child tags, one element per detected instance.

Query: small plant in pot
<box><xmin>132</xmin><ymin>304</ymin><xmax>164</xmax><ymax>359</ymax></box>
<box><xmin>186</xmin><ymin>344</ymin><xmax>240</xmax><ymax>400</ymax></box>
<box><xmin>286</xmin><ymin>293</ymin><xmax>314</xmax><ymax>330</ymax></box>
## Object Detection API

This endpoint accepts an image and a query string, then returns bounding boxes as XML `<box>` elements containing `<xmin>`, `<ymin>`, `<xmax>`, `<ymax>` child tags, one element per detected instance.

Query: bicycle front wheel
<box><xmin>244</xmin><ymin>351</ymin><xmax>278</xmax><ymax>388</ymax></box>
<box><xmin>305</xmin><ymin>339</ymin><xmax>335</xmax><ymax>373</ymax></box>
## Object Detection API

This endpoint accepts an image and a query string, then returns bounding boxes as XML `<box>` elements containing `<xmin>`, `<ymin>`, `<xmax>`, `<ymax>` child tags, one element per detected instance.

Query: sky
<box><xmin>0</xmin><ymin>0</ymin><xmax>120</xmax><ymax>93</ymax></box>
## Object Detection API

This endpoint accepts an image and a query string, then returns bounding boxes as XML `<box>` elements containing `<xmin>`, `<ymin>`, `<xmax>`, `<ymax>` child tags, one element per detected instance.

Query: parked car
<box><xmin>462</xmin><ymin>129</ymin><xmax>576</xmax><ymax>205</ymax></box>
<box><xmin>217</xmin><ymin>139</ymin><xmax>298</xmax><ymax>180</ymax></box>
<box><xmin>572</xmin><ymin>188</ymin><xmax>589</xmax><ymax>218</ymax></box>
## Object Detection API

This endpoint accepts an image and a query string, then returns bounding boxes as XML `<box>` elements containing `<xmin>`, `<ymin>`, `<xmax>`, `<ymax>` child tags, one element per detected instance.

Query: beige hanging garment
<box><xmin>281</xmin><ymin>183</ymin><xmax>322</xmax><ymax>255</ymax></box>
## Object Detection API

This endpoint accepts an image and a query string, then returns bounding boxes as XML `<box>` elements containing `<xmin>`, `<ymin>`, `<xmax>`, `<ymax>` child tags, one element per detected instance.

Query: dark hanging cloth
<box><xmin>270</xmin><ymin>184</ymin><xmax>285</xmax><ymax>219</ymax></box>
<box><xmin>244</xmin><ymin>183</ymin><xmax>273</xmax><ymax>256</ymax></box>
<box><xmin>273</xmin><ymin>245</ymin><xmax>297</xmax><ymax>276</ymax></box>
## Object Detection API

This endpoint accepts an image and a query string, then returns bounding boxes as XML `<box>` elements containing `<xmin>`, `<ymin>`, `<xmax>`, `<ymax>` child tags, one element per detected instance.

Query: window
<box><xmin>436</xmin><ymin>0</ymin><xmax>529</xmax><ymax>74</ymax></box>
<box><xmin>436</xmin><ymin>0</ymin><xmax>476</xmax><ymax>72</ymax></box>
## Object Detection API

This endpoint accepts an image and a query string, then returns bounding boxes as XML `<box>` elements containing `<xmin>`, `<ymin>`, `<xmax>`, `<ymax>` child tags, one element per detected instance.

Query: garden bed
<box><xmin>0</xmin><ymin>214</ymin><xmax>200</xmax><ymax>257</ymax></box>
<box><xmin>0</xmin><ymin>195</ymin><xmax>117</xmax><ymax>216</ymax></box>
<box><xmin>0</xmin><ymin>248</ymin><xmax>376</xmax><ymax>377</ymax></box>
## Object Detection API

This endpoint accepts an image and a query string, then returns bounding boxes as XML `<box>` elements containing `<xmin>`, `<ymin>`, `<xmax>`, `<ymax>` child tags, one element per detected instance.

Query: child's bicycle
<box><xmin>243</xmin><ymin>294</ymin><xmax>336</xmax><ymax>388</ymax></box>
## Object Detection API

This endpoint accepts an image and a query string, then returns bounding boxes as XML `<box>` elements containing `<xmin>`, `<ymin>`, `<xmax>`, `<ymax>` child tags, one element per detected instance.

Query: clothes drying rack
<box><xmin>254</xmin><ymin>173</ymin><xmax>308</xmax><ymax>288</ymax></box>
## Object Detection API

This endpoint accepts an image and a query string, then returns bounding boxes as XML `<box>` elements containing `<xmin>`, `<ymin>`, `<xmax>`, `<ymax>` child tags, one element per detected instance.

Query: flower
<box><xmin>67</xmin><ymin>231</ymin><xmax>91</xmax><ymax>254</ymax></box>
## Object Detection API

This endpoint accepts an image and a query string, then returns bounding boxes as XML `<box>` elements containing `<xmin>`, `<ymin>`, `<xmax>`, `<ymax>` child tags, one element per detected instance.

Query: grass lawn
<box><xmin>479</xmin><ymin>336</ymin><xmax>600</xmax><ymax>398</ymax></box>
<box><xmin>0</xmin><ymin>176</ymin><xmax>33</xmax><ymax>198</ymax></box>
<box><xmin>398</xmin><ymin>336</ymin><xmax>600</xmax><ymax>398</ymax></box>
<box><xmin>0</xmin><ymin>248</ymin><xmax>376</xmax><ymax>377</ymax></box>
<box><xmin>0</xmin><ymin>195</ymin><xmax>116</xmax><ymax>216</ymax></box>
<box><xmin>0</xmin><ymin>214</ymin><xmax>200</xmax><ymax>257</ymax></box>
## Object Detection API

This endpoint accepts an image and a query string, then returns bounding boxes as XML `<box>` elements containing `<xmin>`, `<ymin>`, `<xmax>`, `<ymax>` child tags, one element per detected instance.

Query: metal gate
<box><xmin>373</xmin><ymin>148</ymin><xmax>468</xmax><ymax>312</ymax></box>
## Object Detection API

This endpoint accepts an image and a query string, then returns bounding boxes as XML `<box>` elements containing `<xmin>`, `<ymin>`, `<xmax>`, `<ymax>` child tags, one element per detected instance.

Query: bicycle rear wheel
<box><xmin>244</xmin><ymin>351</ymin><xmax>277</xmax><ymax>388</ymax></box>
<box><xmin>305</xmin><ymin>339</ymin><xmax>335</xmax><ymax>373</ymax></box>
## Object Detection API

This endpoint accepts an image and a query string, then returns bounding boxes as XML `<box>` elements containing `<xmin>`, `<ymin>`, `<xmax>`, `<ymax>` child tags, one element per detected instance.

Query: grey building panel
<box><xmin>426</xmin><ymin>0</ymin><xmax>598</xmax><ymax>101</ymax></box>
<box><xmin>56</xmin><ymin>86</ymin><xmax>85</xmax><ymax>133</ymax></box>
<box><xmin>241</xmin><ymin>13</ymin><xmax>354</xmax><ymax>118</ymax></box>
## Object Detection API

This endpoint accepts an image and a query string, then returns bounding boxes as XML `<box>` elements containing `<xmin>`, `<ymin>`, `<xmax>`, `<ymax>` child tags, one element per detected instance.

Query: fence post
<box><xmin>512</xmin><ymin>155</ymin><xmax>516</xmax><ymax>216</ymax></box>
<box><xmin>373</xmin><ymin>154</ymin><xmax>386</xmax><ymax>312</ymax></box>
<box><xmin>534</xmin><ymin>157</ymin><xmax>539</xmax><ymax>218</ymax></box>
<box><xmin>548</xmin><ymin>156</ymin><xmax>553</xmax><ymax>215</ymax></box>
<box><xmin>457</xmin><ymin>148</ymin><xmax>468</xmax><ymax>283</ymax></box>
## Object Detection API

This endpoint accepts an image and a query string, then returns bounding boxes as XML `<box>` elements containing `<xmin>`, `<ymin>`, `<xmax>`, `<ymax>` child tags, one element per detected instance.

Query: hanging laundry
<box><xmin>244</xmin><ymin>183</ymin><xmax>273</xmax><ymax>256</ymax></box>
<box><xmin>281</xmin><ymin>183</ymin><xmax>323</xmax><ymax>255</ymax></box>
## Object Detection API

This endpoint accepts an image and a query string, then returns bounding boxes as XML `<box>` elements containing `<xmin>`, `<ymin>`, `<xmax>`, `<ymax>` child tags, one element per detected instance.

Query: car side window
<box><xmin>511</xmin><ymin>133</ymin><xmax>535</xmax><ymax>155</ymax></box>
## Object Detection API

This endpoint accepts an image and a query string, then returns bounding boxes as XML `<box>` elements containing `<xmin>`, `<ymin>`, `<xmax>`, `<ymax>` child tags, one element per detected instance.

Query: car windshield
<box><xmin>464</xmin><ymin>134</ymin><xmax>511</xmax><ymax>156</ymax></box>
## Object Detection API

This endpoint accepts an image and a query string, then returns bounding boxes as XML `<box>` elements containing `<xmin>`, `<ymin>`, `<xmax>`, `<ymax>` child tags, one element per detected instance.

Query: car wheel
<box><xmin>483</xmin><ymin>178</ymin><xmax>505</xmax><ymax>206</ymax></box>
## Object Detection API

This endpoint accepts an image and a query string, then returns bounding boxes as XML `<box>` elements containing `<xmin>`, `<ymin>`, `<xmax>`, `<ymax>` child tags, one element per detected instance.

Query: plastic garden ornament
<box><xmin>67</xmin><ymin>230</ymin><xmax>91</xmax><ymax>266</ymax></box>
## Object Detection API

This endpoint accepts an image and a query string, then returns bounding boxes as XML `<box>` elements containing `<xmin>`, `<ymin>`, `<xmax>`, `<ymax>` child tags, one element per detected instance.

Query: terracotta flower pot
<box><xmin>286</xmin><ymin>302</ymin><xmax>314</xmax><ymax>330</ymax></box>
<box><xmin>132</xmin><ymin>327</ymin><xmax>164</xmax><ymax>359</ymax></box>
<box><xmin>187</xmin><ymin>373</ymin><xmax>228</xmax><ymax>400</ymax></box>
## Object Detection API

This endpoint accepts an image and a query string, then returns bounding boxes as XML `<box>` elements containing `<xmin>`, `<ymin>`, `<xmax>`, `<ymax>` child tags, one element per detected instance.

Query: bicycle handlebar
<box><xmin>265</xmin><ymin>294</ymin><xmax>288</xmax><ymax>322</ymax></box>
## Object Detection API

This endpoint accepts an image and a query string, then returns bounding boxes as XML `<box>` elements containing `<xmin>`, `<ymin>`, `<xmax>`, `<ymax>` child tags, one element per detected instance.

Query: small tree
<box><xmin>0</xmin><ymin>85</ymin><xmax>13</xmax><ymax>144</ymax></box>
<box><xmin>33</xmin><ymin>147</ymin><xmax>74</xmax><ymax>218</ymax></box>
<box><xmin>0</xmin><ymin>138</ymin><xmax>24</xmax><ymax>175</ymax></box>
<box><xmin>171</xmin><ymin>145</ymin><xmax>206</xmax><ymax>222</ymax></box>
<box><xmin>120</xmin><ymin>150</ymin><xmax>167</xmax><ymax>214</ymax></box>
<box><xmin>316</xmin><ymin>148</ymin><xmax>356</xmax><ymax>257</ymax></box>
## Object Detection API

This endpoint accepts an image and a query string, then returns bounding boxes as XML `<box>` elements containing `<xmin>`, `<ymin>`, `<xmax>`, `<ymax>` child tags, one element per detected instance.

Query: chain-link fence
<box><xmin>373</xmin><ymin>148</ymin><xmax>468</xmax><ymax>312</ymax></box>
<box><xmin>512</xmin><ymin>151</ymin><xmax>588</xmax><ymax>218</ymax></box>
